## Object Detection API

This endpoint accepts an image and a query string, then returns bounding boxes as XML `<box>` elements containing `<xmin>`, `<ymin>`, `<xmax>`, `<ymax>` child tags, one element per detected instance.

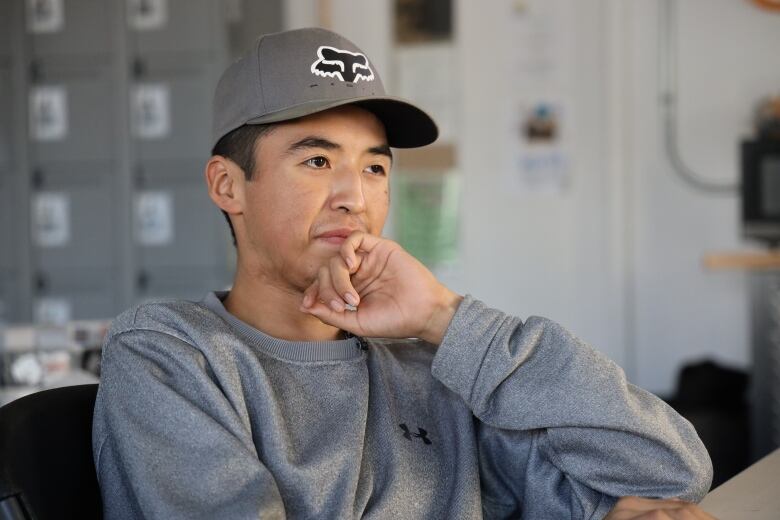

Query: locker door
<box><xmin>0</xmin><ymin>169</ymin><xmax>20</xmax><ymax>324</ymax></box>
<box><xmin>0</xmin><ymin>172</ymin><xmax>11</xmax><ymax>274</ymax></box>
<box><xmin>0</xmin><ymin>1</ymin><xmax>12</xmax><ymax>58</ymax></box>
<box><xmin>0</xmin><ymin>63</ymin><xmax>11</xmax><ymax>169</ymax></box>
<box><xmin>134</xmin><ymin>159</ymin><xmax>225</xmax><ymax>268</ymax></box>
<box><xmin>134</xmin><ymin>266</ymin><xmax>228</xmax><ymax>306</ymax></box>
<box><xmin>33</xmin><ymin>266</ymin><xmax>115</xmax><ymax>323</ymax></box>
<box><xmin>0</xmin><ymin>274</ymin><xmax>12</xmax><ymax>323</ymax></box>
<box><xmin>0</xmin><ymin>3</ymin><xmax>15</xmax><ymax>323</ymax></box>
<box><xmin>127</xmin><ymin>0</ymin><xmax>216</xmax><ymax>55</ymax></box>
<box><xmin>133</xmin><ymin>158</ymin><xmax>233</xmax><ymax>301</ymax></box>
<box><xmin>130</xmin><ymin>58</ymin><xmax>213</xmax><ymax>161</ymax></box>
<box><xmin>29</xmin><ymin>62</ymin><xmax>115</xmax><ymax>163</ymax></box>
<box><xmin>25</xmin><ymin>0</ymin><xmax>113</xmax><ymax>59</ymax></box>
<box><xmin>30</xmin><ymin>164</ymin><xmax>114</xmax><ymax>272</ymax></box>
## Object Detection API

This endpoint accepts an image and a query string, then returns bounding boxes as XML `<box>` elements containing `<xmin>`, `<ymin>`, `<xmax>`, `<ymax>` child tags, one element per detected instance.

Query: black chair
<box><xmin>0</xmin><ymin>384</ymin><xmax>102</xmax><ymax>520</ymax></box>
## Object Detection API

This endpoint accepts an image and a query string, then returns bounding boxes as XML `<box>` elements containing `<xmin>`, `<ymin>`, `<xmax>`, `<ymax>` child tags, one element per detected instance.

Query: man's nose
<box><xmin>330</xmin><ymin>166</ymin><xmax>366</xmax><ymax>214</ymax></box>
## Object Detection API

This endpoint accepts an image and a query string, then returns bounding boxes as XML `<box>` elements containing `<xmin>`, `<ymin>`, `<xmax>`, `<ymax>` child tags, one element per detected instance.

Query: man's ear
<box><xmin>205</xmin><ymin>155</ymin><xmax>244</xmax><ymax>215</ymax></box>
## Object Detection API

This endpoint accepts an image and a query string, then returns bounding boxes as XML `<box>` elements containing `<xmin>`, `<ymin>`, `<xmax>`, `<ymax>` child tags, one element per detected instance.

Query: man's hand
<box><xmin>299</xmin><ymin>231</ymin><xmax>462</xmax><ymax>344</ymax></box>
<box><xmin>605</xmin><ymin>497</ymin><xmax>717</xmax><ymax>519</ymax></box>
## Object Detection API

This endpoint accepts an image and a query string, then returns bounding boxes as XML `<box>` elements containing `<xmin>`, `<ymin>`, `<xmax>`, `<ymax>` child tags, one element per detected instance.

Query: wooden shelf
<box><xmin>703</xmin><ymin>251</ymin><xmax>780</xmax><ymax>271</ymax></box>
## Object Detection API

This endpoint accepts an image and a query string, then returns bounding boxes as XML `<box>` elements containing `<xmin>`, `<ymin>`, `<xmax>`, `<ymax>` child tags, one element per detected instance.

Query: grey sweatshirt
<box><xmin>92</xmin><ymin>292</ymin><xmax>712</xmax><ymax>519</ymax></box>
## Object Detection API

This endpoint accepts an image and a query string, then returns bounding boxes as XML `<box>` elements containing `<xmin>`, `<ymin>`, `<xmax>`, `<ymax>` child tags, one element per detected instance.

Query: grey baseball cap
<box><xmin>212</xmin><ymin>27</ymin><xmax>438</xmax><ymax>149</ymax></box>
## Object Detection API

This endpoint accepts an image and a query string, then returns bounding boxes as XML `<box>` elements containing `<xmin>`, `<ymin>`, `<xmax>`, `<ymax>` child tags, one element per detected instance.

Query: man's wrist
<box><xmin>420</xmin><ymin>289</ymin><xmax>463</xmax><ymax>345</ymax></box>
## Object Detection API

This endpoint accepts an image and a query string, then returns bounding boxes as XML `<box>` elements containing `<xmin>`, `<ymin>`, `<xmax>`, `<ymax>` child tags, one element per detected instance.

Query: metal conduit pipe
<box><xmin>658</xmin><ymin>0</ymin><xmax>740</xmax><ymax>195</ymax></box>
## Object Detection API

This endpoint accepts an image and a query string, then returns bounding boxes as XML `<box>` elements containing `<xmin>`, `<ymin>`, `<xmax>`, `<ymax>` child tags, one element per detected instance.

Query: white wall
<box><xmin>285</xmin><ymin>0</ymin><xmax>780</xmax><ymax>395</ymax></box>
<box><xmin>455</xmin><ymin>0</ymin><xmax>625</xmax><ymax>369</ymax></box>
<box><xmin>628</xmin><ymin>0</ymin><xmax>780</xmax><ymax>394</ymax></box>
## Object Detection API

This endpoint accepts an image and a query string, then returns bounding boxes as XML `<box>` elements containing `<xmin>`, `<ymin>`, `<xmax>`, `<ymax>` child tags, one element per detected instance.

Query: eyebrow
<box><xmin>285</xmin><ymin>135</ymin><xmax>393</xmax><ymax>162</ymax></box>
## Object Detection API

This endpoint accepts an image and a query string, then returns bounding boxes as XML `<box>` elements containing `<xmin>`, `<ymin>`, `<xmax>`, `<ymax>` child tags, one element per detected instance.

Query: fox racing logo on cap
<box><xmin>311</xmin><ymin>46</ymin><xmax>375</xmax><ymax>83</ymax></box>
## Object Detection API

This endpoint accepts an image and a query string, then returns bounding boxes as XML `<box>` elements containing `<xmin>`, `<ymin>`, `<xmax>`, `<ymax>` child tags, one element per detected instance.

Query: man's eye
<box><xmin>305</xmin><ymin>156</ymin><xmax>329</xmax><ymax>168</ymax></box>
<box><xmin>366</xmin><ymin>164</ymin><xmax>386</xmax><ymax>176</ymax></box>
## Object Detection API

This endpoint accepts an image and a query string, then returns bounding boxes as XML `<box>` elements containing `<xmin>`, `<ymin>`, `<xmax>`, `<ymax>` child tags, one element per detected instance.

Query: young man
<box><xmin>93</xmin><ymin>28</ymin><xmax>715</xmax><ymax>519</ymax></box>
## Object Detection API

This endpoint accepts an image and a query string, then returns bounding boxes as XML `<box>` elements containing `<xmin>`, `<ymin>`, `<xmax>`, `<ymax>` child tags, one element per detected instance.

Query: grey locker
<box><xmin>0</xmin><ymin>270</ymin><xmax>18</xmax><ymax>323</ymax></box>
<box><xmin>25</xmin><ymin>0</ymin><xmax>113</xmax><ymax>59</ymax></box>
<box><xmin>0</xmin><ymin>172</ymin><xmax>12</xmax><ymax>274</ymax></box>
<box><xmin>127</xmin><ymin>0</ymin><xmax>217</xmax><ymax>56</ymax></box>
<box><xmin>0</xmin><ymin>1</ymin><xmax>12</xmax><ymax>57</ymax></box>
<box><xmin>32</xmin><ymin>266</ymin><xmax>116</xmax><ymax>322</ymax></box>
<box><xmin>134</xmin><ymin>265</ymin><xmax>228</xmax><ymax>305</ymax></box>
<box><xmin>131</xmin><ymin>59</ymin><xmax>213</xmax><ymax>161</ymax></box>
<box><xmin>30</xmin><ymin>163</ymin><xmax>114</xmax><ymax>271</ymax></box>
<box><xmin>0</xmin><ymin>64</ymin><xmax>11</xmax><ymax>169</ymax></box>
<box><xmin>29</xmin><ymin>62</ymin><xmax>115</xmax><ymax>163</ymax></box>
<box><xmin>134</xmin><ymin>159</ymin><xmax>227</xmax><ymax>270</ymax></box>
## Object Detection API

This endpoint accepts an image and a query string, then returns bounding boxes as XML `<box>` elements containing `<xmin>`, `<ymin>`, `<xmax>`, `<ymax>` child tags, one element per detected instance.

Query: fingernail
<box><xmin>345</xmin><ymin>256</ymin><xmax>355</xmax><ymax>270</ymax></box>
<box><xmin>344</xmin><ymin>293</ymin><xmax>358</xmax><ymax>306</ymax></box>
<box><xmin>329</xmin><ymin>299</ymin><xmax>344</xmax><ymax>312</ymax></box>
<box><xmin>303</xmin><ymin>294</ymin><xmax>312</xmax><ymax>307</ymax></box>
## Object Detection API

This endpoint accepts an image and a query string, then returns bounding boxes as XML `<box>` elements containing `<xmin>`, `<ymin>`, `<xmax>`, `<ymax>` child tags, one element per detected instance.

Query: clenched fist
<box><xmin>298</xmin><ymin>231</ymin><xmax>462</xmax><ymax>344</ymax></box>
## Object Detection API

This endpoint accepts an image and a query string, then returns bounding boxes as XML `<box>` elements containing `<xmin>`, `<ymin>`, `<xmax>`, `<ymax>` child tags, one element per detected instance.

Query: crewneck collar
<box><xmin>200</xmin><ymin>291</ymin><xmax>365</xmax><ymax>362</ymax></box>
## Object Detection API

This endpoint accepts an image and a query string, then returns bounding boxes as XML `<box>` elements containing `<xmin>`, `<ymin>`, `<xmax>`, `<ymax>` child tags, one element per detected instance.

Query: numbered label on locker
<box><xmin>131</xmin><ymin>84</ymin><xmax>171</xmax><ymax>139</ymax></box>
<box><xmin>29</xmin><ymin>86</ymin><xmax>68</xmax><ymax>141</ymax></box>
<box><xmin>26</xmin><ymin>0</ymin><xmax>65</xmax><ymax>34</ymax></box>
<box><xmin>135</xmin><ymin>191</ymin><xmax>174</xmax><ymax>246</ymax></box>
<box><xmin>128</xmin><ymin>0</ymin><xmax>169</xmax><ymax>31</ymax></box>
<box><xmin>34</xmin><ymin>296</ymin><xmax>72</xmax><ymax>325</ymax></box>
<box><xmin>33</xmin><ymin>192</ymin><xmax>70</xmax><ymax>247</ymax></box>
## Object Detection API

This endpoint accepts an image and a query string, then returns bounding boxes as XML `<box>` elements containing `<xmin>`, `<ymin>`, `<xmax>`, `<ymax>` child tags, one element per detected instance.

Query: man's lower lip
<box><xmin>317</xmin><ymin>236</ymin><xmax>347</xmax><ymax>245</ymax></box>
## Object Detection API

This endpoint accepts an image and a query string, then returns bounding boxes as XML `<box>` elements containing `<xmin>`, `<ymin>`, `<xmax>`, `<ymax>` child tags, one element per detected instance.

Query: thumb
<box><xmin>299</xmin><ymin>300</ymin><xmax>362</xmax><ymax>335</ymax></box>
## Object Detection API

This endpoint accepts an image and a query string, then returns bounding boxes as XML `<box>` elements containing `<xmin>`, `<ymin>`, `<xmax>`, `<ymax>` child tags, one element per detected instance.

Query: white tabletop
<box><xmin>699</xmin><ymin>448</ymin><xmax>780</xmax><ymax>519</ymax></box>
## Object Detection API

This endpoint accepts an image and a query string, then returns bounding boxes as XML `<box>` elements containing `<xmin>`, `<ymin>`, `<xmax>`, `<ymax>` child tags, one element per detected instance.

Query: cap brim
<box><xmin>245</xmin><ymin>96</ymin><xmax>438</xmax><ymax>148</ymax></box>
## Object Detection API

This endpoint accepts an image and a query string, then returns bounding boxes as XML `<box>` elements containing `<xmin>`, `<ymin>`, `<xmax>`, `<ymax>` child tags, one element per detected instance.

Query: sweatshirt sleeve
<box><xmin>430</xmin><ymin>295</ymin><xmax>713</xmax><ymax>518</ymax></box>
<box><xmin>92</xmin><ymin>326</ymin><xmax>285</xmax><ymax>520</ymax></box>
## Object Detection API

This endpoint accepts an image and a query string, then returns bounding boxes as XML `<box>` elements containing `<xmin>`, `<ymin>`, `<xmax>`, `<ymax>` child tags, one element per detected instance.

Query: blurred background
<box><xmin>1</xmin><ymin>0</ymin><xmax>780</xmax><ymax>487</ymax></box>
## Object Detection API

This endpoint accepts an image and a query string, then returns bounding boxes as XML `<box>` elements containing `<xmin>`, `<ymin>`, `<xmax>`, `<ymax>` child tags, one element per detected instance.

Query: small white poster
<box><xmin>131</xmin><ymin>84</ymin><xmax>171</xmax><ymax>139</ymax></box>
<box><xmin>509</xmin><ymin>102</ymin><xmax>570</xmax><ymax>193</ymax></box>
<box><xmin>504</xmin><ymin>0</ymin><xmax>574</xmax><ymax>194</ymax></box>
<box><xmin>135</xmin><ymin>191</ymin><xmax>174</xmax><ymax>246</ymax></box>
<box><xmin>26</xmin><ymin>0</ymin><xmax>64</xmax><ymax>33</ymax></box>
<box><xmin>30</xmin><ymin>86</ymin><xmax>68</xmax><ymax>141</ymax></box>
<box><xmin>34</xmin><ymin>297</ymin><xmax>72</xmax><ymax>326</ymax></box>
<box><xmin>127</xmin><ymin>0</ymin><xmax>168</xmax><ymax>31</ymax></box>
<box><xmin>33</xmin><ymin>192</ymin><xmax>71</xmax><ymax>247</ymax></box>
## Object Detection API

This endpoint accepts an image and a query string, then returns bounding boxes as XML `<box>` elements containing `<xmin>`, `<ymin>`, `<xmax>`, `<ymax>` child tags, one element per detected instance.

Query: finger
<box><xmin>607</xmin><ymin>497</ymin><xmax>694</xmax><ymax>520</ymax></box>
<box><xmin>317</xmin><ymin>265</ymin><xmax>344</xmax><ymax>312</ymax></box>
<box><xmin>669</xmin><ymin>504</ymin><xmax>716</xmax><ymax>520</ymax></box>
<box><xmin>340</xmin><ymin>232</ymin><xmax>401</xmax><ymax>297</ymax></box>
<box><xmin>342</xmin><ymin>230</ymin><xmax>384</xmax><ymax>257</ymax></box>
<box><xmin>616</xmin><ymin>497</ymin><xmax>693</xmax><ymax>512</ymax></box>
<box><xmin>663</xmin><ymin>508</ymin><xmax>698</xmax><ymax>520</ymax></box>
<box><xmin>329</xmin><ymin>255</ymin><xmax>359</xmax><ymax>307</ymax></box>
<box><xmin>340</xmin><ymin>231</ymin><xmax>382</xmax><ymax>279</ymax></box>
<box><xmin>301</xmin><ymin>295</ymin><xmax>361</xmax><ymax>333</ymax></box>
<box><xmin>301</xmin><ymin>279</ymin><xmax>319</xmax><ymax>309</ymax></box>
<box><xmin>340</xmin><ymin>237</ymin><xmax>362</xmax><ymax>274</ymax></box>
<box><xmin>607</xmin><ymin>497</ymin><xmax>716</xmax><ymax>520</ymax></box>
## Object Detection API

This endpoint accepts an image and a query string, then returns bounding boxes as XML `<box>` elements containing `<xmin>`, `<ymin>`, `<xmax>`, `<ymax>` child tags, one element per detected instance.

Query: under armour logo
<box><xmin>310</xmin><ymin>46</ymin><xmax>375</xmax><ymax>83</ymax></box>
<box><xmin>399</xmin><ymin>423</ymin><xmax>432</xmax><ymax>445</ymax></box>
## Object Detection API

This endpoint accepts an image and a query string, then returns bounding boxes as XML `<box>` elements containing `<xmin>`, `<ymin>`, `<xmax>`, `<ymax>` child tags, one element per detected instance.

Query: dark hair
<box><xmin>210</xmin><ymin>124</ymin><xmax>276</xmax><ymax>247</ymax></box>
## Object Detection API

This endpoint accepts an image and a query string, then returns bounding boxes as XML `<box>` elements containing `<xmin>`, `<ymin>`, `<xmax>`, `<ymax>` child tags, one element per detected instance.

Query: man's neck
<box><xmin>223</xmin><ymin>266</ymin><xmax>343</xmax><ymax>342</ymax></box>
